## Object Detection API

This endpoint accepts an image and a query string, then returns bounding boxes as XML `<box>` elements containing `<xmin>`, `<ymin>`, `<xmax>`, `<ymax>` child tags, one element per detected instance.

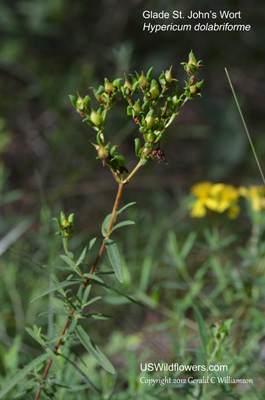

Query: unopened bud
<box><xmin>98</xmin><ymin>146</ymin><xmax>109</xmax><ymax>159</ymax></box>
<box><xmin>90</xmin><ymin>109</ymin><xmax>101</xmax><ymax>126</ymax></box>
<box><xmin>172</xmin><ymin>95</ymin><xmax>178</xmax><ymax>106</ymax></box>
<box><xmin>145</xmin><ymin>115</ymin><xmax>155</xmax><ymax>129</ymax></box>
<box><xmin>124</xmin><ymin>78</ymin><xmax>132</xmax><ymax>89</ymax></box>
<box><xmin>189</xmin><ymin>79</ymin><xmax>204</xmax><ymax>97</ymax></box>
<box><xmin>104</xmin><ymin>78</ymin><xmax>115</xmax><ymax>93</ymax></box>
<box><xmin>150</xmin><ymin>84</ymin><xmax>160</xmax><ymax>99</ymax></box>
<box><xmin>165</xmin><ymin>67</ymin><xmax>172</xmax><ymax>83</ymax></box>
<box><xmin>139</xmin><ymin>72</ymin><xmax>148</xmax><ymax>88</ymax></box>
<box><xmin>188</xmin><ymin>50</ymin><xmax>197</xmax><ymax>67</ymax></box>
<box><xmin>60</xmin><ymin>212</ymin><xmax>68</xmax><ymax>228</ymax></box>
<box><xmin>133</xmin><ymin>102</ymin><xmax>141</xmax><ymax>115</ymax></box>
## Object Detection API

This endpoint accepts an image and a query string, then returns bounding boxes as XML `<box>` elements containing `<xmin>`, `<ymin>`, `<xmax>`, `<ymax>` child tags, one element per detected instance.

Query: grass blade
<box><xmin>194</xmin><ymin>305</ymin><xmax>208</xmax><ymax>357</ymax></box>
<box><xmin>225</xmin><ymin>68</ymin><xmax>265</xmax><ymax>184</ymax></box>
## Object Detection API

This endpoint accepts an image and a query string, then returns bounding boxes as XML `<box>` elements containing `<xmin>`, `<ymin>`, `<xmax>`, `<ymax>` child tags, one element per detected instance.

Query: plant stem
<box><xmin>122</xmin><ymin>161</ymin><xmax>142</xmax><ymax>184</ymax></box>
<box><xmin>62</xmin><ymin>237</ymin><xmax>68</xmax><ymax>254</ymax></box>
<box><xmin>34</xmin><ymin>183</ymin><xmax>125</xmax><ymax>400</ymax></box>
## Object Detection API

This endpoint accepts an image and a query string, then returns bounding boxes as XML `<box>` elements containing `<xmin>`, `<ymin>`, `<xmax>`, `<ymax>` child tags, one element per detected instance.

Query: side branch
<box><xmin>34</xmin><ymin>183</ymin><xmax>125</xmax><ymax>400</ymax></box>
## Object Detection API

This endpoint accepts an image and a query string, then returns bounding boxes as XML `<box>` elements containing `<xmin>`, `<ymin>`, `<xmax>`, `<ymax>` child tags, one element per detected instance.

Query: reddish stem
<box><xmin>34</xmin><ymin>183</ymin><xmax>124</xmax><ymax>400</ymax></box>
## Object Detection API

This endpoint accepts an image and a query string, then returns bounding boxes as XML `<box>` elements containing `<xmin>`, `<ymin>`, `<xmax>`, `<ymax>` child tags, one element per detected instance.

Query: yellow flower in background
<box><xmin>238</xmin><ymin>186</ymin><xmax>265</xmax><ymax>211</ymax></box>
<box><xmin>190</xmin><ymin>182</ymin><xmax>265</xmax><ymax>219</ymax></box>
<box><xmin>190</xmin><ymin>182</ymin><xmax>240</xmax><ymax>219</ymax></box>
<box><xmin>190</xmin><ymin>182</ymin><xmax>213</xmax><ymax>217</ymax></box>
<box><xmin>208</xmin><ymin>184</ymin><xmax>239</xmax><ymax>214</ymax></box>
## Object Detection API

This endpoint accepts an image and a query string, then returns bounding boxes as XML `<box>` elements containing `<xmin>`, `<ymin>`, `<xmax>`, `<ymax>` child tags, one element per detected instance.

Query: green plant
<box><xmin>0</xmin><ymin>52</ymin><xmax>203</xmax><ymax>399</ymax></box>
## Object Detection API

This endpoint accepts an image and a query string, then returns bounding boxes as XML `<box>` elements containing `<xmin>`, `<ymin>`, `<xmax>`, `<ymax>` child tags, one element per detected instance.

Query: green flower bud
<box><xmin>60</xmin><ymin>211</ymin><xmax>68</xmax><ymax>228</ymax></box>
<box><xmin>139</xmin><ymin>72</ymin><xmax>148</xmax><ymax>88</ymax></box>
<box><xmin>189</xmin><ymin>85</ymin><xmax>197</xmax><ymax>96</ymax></box>
<box><xmin>172</xmin><ymin>95</ymin><xmax>178</xmax><ymax>106</ymax></box>
<box><xmin>146</xmin><ymin>132</ymin><xmax>155</xmax><ymax>143</ymax></box>
<box><xmin>98</xmin><ymin>146</ymin><xmax>109</xmax><ymax>159</ymax></box>
<box><xmin>182</xmin><ymin>50</ymin><xmax>202</xmax><ymax>75</ymax></box>
<box><xmin>145</xmin><ymin>115</ymin><xmax>155</xmax><ymax>129</ymax></box>
<box><xmin>189</xmin><ymin>79</ymin><xmax>204</xmax><ymax>97</ymax></box>
<box><xmin>124</xmin><ymin>78</ymin><xmax>132</xmax><ymax>90</ymax></box>
<box><xmin>104</xmin><ymin>78</ymin><xmax>115</xmax><ymax>93</ymax></box>
<box><xmin>90</xmin><ymin>109</ymin><xmax>101</xmax><ymax>126</ymax></box>
<box><xmin>92</xmin><ymin>143</ymin><xmax>109</xmax><ymax>163</ymax></box>
<box><xmin>165</xmin><ymin>67</ymin><xmax>172</xmax><ymax>83</ymax></box>
<box><xmin>68</xmin><ymin>213</ymin><xmax>74</xmax><ymax>224</ymax></box>
<box><xmin>188</xmin><ymin>50</ymin><xmax>197</xmax><ymax>67</ymax></box>
<box><xmin>57</xmin><ymin>212</ymin><xmax>74</xmax><ymax>237</ymax></box>
<box><xmin>76</xmin><ymin>94</ymin><xmax>86</xmax><ymax>113</ymax></box>
<box><xmin>133</xmin><ymin>101</ymin><xmax>141</xmax><ymax>116</ymax></box>
<box><xmin>122</xmin><ymin>76</ymin><xmax>133</xmax><ymax>97</ymax></box>
<box><xmin>150</xmin><ymin>84</ymin><xmax>160</xmax><ymax>99</ymax></box>
<box><xmin>75</xmin><ymin>93</ymin><xmax>90</xmax><ymax>115</ymax></box>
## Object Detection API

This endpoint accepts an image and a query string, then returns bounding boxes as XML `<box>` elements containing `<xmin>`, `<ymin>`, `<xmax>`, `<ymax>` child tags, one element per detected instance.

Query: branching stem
<box><xmin>34</xmin><ymin>183</ymin><xmax>125</xmax><ymax>400</ymax></box>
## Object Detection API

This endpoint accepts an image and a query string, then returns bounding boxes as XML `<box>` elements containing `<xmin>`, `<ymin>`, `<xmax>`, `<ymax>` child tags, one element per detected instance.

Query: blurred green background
<box><xmin>1</xmin><ymin>0</ymin><xmax>265</xmax><ymax>398</ymax></box>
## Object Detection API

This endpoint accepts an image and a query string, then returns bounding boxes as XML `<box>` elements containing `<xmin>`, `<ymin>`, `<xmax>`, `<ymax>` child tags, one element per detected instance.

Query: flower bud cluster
<box><xmin>181</xmin><ymin>50</ymin><xmax>202</xmax><ymax>75</ymax></box>
<box><xmin>53</xmin><ymin>212</ymin><xmax>74</xmax><ymax>237</ymax></box>
<box><xmin>70</xmin><ymin>51</ymin><xmax>203</xmax><ymax>181</ymax></box>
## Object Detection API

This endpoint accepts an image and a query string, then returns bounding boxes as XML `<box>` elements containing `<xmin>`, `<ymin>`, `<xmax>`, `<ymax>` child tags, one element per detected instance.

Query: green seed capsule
<box><xmin>172</xmin><ymin>95</ymin><xmax>178</xmax><ymax>106</ymax></box>
<box><xmin>90</xmin><ymin>110</ymin><xmax>101</xmax><ymax>126</ymax></box>
<box><xmin>133</xmin><ymin>102</ymin><xmax>141</xmax><ymax>115</ymax></box>
<box><xmin>98</xmin><ymin>146</ymin><xmax>109</xmax><ymax>159</ymax></box>
<box><xmin>139</xmin><ymin>72</ymin><xmax>148</xmax><ymax>88</ymax></box>
<box><xmin>105</xmin><ymin>80</ymin><xmax>115</xmax><ymax>92</ymax></box>
<box><xmin>165</xmin><ymin>67</ymin><xmax>172</xmax><ymax>83</ymax></box>
<box><xmin>145</xmin><ymin>115</ymin><xmax>155</xmax><ymax>129</ymax></box>
<box><xmin>150</xmin><ymin>85</ymin><xmax>159</xmax><ymax>99</ymax></box>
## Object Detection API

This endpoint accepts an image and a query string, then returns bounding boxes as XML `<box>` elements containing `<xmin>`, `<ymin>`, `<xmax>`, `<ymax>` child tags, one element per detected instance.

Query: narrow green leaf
<box><xmin>139</xmin><ymin>256</ymin><xmax>152</xmax><ymax>292</ymax></box>
<box><xmin>38</xmin><ymin>311</ymin><xmax>70</xmax><ymax>317</ymax></box>
<box><xmin>83</xmin><ymin>296</ymin><xmax>102</xmax><ymax>307</ymax></box>
<box><xmin>111</xmin><ymin>220</ymin><xmax>135</xmax><ymax>233</ymax></box>
<box><xmin>101</xmin><ymin>213</ymin><xmax>112</xmax><ymax>237</ymax></box>
<box><xmin>95</xmin><ymin>282</ymin><xmax>144</xmax><ymax>306</ymax></box>
<box><xmin>60</xmin><ymin>254</ymin><xmax>75</xmax><ymax>269</ymax></box>
<box><xmin>68</xmin><ymin>318</ymin><xmax>78</xmax><ymax>334</ymax></box>
<box><xmin>146</xmin><ymin>66</ymin><xmax>153</xmax><ymax>81</ymax></box>
<box><xmin>46</xmin><ymin>348</ymin><xmax>61</xmax><ymax>369</ymax></box>
<box><xmin>83</xmin><ymin>273</ymin><xmax>104</xmax><ymax>284</ymax></box>
<box><xmin>132</xmin><ymin>81</ymin><xmax>139</xmax><ymax>91</ymax></box>
<box><xmin>194</xmin><ymin>306</ymin><xmax>209</xmax><ymax>357</ymax></box>
<box><xmin>82</xmin><ymin>313</ymin><xmax>110</xmax><ymax>320</ymax></box>
<box><xmin>75</xmin><ymin>326</ymin><xmax>115</xmax><ymax>374</ymax></box>
<box><xmin>77</xmin><ymin>246</ymin><xmax>87</xmax><ymax>266</ymax></box>
<box><xmin>89</xmin><ymin>237</ymin><xmax>97</xmax><ymax>251</ymax></box>
<box><xmin>43</xmin><ymin>264</ymin><xmax>73</xmax><ymax>271</ymax></box>
<box><xmin>134</xmin><ymin>138</ymin><xmax>141</xmax><ymax>157</ymax></box>
<box><xmin>59</xmin><ymin>353</ymin><xmax>101</xmax><ymax>393</ymax></box>
<box><xmin>31</xmin><ymin>281</ymin><xmax>78</xmax><ymax>302</ymax></box>
<box><xmin>180</xmin><ymin>232</ymin><xmax>196</xmax><ymax>259</ymax></box>
<box><xmin>127</xmin><ymin>105</ymin><xmax>133</xmax><ymax>115</ymax></box>
<box><xmin>69</xmin><ymin>94</ymin><xmax>77</xmax><ymax>108</ymax></box>
<box><xmin>104</xmin><ymin>239</ymin><xmax>123</xmax><ymax>283</ymax></box>
<box><xmin>0</xmin><ymin>354</ymin><xmax>48</xmax><ymax>398</ymax></box>
<box><xmin>116</xmin><ymin>202</ymin><xmax>136</xmax><ymax>216</ymax></box>
<box><xmin>25</xmin><ymin>327</ymin><xmax>40</xmax><ymax>344</ymax></box>
<box><xmin>82</xmin><ymin>284</ymin><xmax>92</xmax><ymax>304</ymax></box>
